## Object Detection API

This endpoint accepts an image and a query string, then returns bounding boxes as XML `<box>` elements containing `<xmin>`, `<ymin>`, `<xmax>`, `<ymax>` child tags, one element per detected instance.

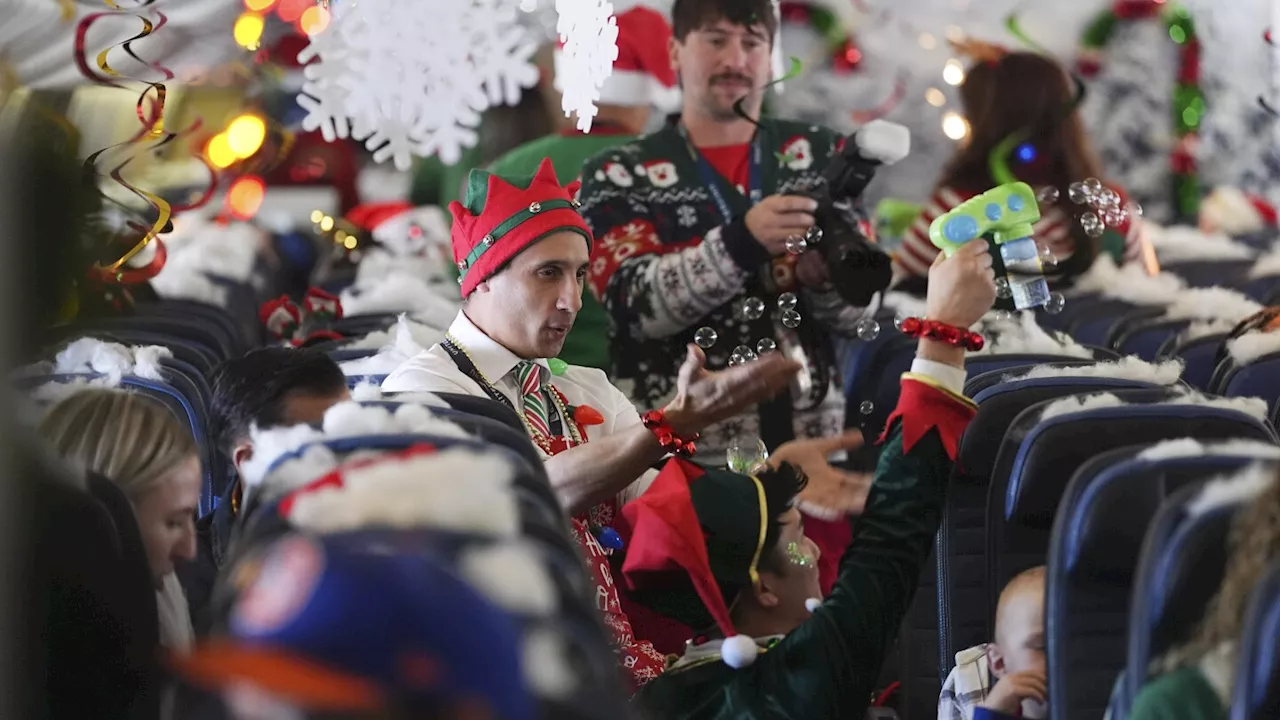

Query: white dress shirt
<box><xmin>382</xmin><ymin>311</ymin><xmax>659</xmax><ymax>504</ymax></box>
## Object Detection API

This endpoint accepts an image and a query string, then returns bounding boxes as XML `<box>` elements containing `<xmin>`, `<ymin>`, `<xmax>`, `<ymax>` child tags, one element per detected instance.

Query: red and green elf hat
<box><xmin>448</xmin><ymin>157</ymin><xmax>593</xmax><ymax>298</ymax></box>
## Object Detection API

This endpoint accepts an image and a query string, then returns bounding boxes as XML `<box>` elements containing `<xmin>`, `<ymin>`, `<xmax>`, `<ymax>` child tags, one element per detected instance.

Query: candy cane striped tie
<box><xmin>515</xmin><ymin>361</ymin><xmax>552</xmax><ymax>439</ymax></box>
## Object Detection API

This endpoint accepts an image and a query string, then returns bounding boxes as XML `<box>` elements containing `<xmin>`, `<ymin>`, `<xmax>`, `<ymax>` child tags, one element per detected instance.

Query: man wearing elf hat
<box><xmin>486</xmin><ymin>1</ymin><xmax>681</xmax><ymax>372</ymax></box>
<box><xmin>381</xmin><ymin>157</ymin><xmax>878</xmax><ymax>688</ymax></box>
<box><xmin>576</xmin><ymin>0</ymin><xmax>883</xmax><ymax>605</ymax></box>
<box><xmin>617</xmin><ymin>240</ymin><xmax>997</xmax><ymax>718</ymax></box>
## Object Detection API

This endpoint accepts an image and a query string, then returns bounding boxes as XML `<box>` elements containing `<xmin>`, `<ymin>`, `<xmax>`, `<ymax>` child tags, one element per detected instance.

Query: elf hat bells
<box><xmin>448</xmin><ymin>157</ymin><xmax>592</xmax><ymax>298</ymax></box>
<box><xmin>615</xmin><ymin>458</ymin><xmax>807</xmax><ymax>668</ymax></box>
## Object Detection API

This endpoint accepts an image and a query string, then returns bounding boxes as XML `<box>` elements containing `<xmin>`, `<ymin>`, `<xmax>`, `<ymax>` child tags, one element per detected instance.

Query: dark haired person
<box><xmin>892</xmin><ymin>46</ymin><xmax>1152</xmax><ymax>284</ymax></box>
<box><xmin>177</xmin><ymin>347</ymin><xmax>350</xmax><ymax>633</ymax></box>
<box><xmin>619</xmin><ymin>241</ymin><xmax>997</xmax><ymax>718</ymax></box>
<box><xmin>577</xmin><ymin>0</ymin><xmax>883</xmax><ymax>605</ymax></box>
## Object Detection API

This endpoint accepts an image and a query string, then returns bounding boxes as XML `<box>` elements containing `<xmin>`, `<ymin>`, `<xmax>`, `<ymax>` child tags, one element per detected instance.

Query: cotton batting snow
<box><xmin>1158</xmin><ymin>287</ymin><xmax>1261</xmax><ymax>323</ymax></box>
<box><xmin>1247</xmin><ymin>245</ymin><xmax>1280</xmax><ymax>279</ymax></box>
<box><xmin>522</xmin><ymin>628</ymin><xmax>579</xmax><ymax>699</ymax></box>
<box><xmin>459</xmin><ymin>541</ymin><xmax>559</xmax><ymax>617</ymax></box>
<box><xmin>881</xmin><ymin>291</ymin><xmax>928</xmax><ymax>321</ymax></box>
<box><xmin>53</xmin><ymin>338</ymin><xmax>171</xmax><ymax>383</ymax></box>
<box><xmin>1182</xmin><ymin>318</ymin><xmax>1241</xmax><ymax>342</ymax></box>
<box><xmin>1005</xmin><ymin>356</ymin><xmax>1183</xmax><ymax>385</ymax></box>
<box><xmin>1148</xmin><ymin>225</ymin><xmax>1257</xmax><ymax>263</ymax></box>
<box><xmin>1185</xmin><ymin>462</ymin><xmax>1277</xmax><ymax>517</ymax></box>
<box><xmin>969</xmin><ymin>311</ymin><xmax>1093</xmax><ymax>358</ymax></box>
<box><xmin>1137</xmin><ymin>437</ymin><xmax>1280</xmax><ymax>461</ymax></box>
<box><xmin>1039</xmin><ymin>389</ymin><xmax>1269</xmax><ymax>423</ymax></box>
<box><xmin>1072</xmin><ymin>255</ymin><xmax>1186</xmax><ymax>306</ymax></box>
<box><xmin>1226</xmin><ymin>330</ymin><xmax>1280</xmax><ymax>365</ymax></box>
<box><xmin>340</xmin><ymin>273</ymin><xmax>461</xmax><ymax>322</ymax></box>
<box><xmin>286</xmin><ymin>448</ymin><xmax>522</xmax><ymax>537</ymax></box>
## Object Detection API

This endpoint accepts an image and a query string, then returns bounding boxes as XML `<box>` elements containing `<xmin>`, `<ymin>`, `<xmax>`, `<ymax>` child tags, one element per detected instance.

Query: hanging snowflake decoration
<box><xmin>296</xmin><ymin>0</ymin><xmax>539</xmax><ymax>169</ymax></box>
<box><xmin>555</xmin><ymin>0</ymin><xmax>620</xmax><ymax>133</ymax></box>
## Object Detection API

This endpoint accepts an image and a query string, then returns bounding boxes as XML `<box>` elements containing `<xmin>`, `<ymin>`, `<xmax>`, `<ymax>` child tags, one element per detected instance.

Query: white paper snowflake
<box><xmin>555</xmin><ymin>0</ymin><xmax>619</xmax><ymax>133</ymax></box>
<box><xmin>296</xmin><ymin>0</ymin><xmax>539</xmax><ymax>169</ymax></box>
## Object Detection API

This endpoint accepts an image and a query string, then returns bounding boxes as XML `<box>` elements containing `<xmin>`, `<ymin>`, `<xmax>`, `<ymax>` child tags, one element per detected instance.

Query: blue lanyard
<box><xmin>677</xmin><ymin>124</ymin><xmax>763</xmax><ymax>224</ymax></box>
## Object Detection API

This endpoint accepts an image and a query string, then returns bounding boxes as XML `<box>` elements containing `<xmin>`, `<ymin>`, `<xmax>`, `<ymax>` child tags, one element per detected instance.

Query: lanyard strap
<box><xmin>441</xmin><ymin>336</ymin><xmax>565</xmax><ymax>437</ymax></box>
<box><xmin>677</xmin><ymin>123</ymin><xmax>764</xmax><ymax>224</ymax></box>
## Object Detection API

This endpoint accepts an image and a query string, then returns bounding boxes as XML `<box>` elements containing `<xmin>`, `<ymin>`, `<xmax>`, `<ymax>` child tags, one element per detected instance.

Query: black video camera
<box><xmin>801</xmin><ymin>120</ymin><xmax>910</xmax><ymax>308</ymax></box>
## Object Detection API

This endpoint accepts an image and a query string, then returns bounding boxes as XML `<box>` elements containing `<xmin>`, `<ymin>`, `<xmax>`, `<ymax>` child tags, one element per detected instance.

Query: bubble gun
<box><xmin>928</xmin><ymin>181</ymin><xmax>1049</xmax><ymax>310</ymax></box>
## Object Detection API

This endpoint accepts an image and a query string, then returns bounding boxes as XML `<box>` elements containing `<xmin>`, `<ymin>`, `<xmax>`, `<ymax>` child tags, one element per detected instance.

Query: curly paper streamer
<box><xmin>1003</xmin><ymin>7</ymin><xmax>1051</xmax><ymax>55</ymax></box>
<box><xmin>851</xmin><ymin>73</ymin><xmax>907</xmax><ymax>124</ymax></box>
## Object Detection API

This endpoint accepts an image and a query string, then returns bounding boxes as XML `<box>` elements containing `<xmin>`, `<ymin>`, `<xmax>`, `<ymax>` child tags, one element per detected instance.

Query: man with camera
<box><xmin>578</xmin><ymin>0</ymin><xmax>897</xmax><ymax>597</ymax></box>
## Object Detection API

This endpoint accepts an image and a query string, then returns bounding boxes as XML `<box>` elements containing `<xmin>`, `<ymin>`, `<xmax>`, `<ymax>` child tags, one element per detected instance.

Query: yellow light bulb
<box><xmin>233</xmin><ymin>12</ymin><xmax>265</xmax><ymax>50</ymax></box>
<box><xmin>207</xmin><ymin>134</ymin><xmax>237</xmax><ymax>169</ymax></box>
<box><xmin>310</xmin><ymin>210</ymin><xmax>324</xmax><ymax>224</ymax></box>
<box><xmin>320</xmin><ymin>216</ymin><xmax>335</xmax><ymax>232</ymax></box>
<box><xmin>300</xmin><ymin>6</ymin><xmax>330</xmax><ymax>36</ymax></box>
<box><xmin>942</xmin><ymin>112</ymin><xmax>969</xmax><ymax>140</ymax></box>
<box><xmin>943</xmin><ymin>59</ymin><xmax>966</xmax><ymax>86</ymax></box>
<box><xmin>244</xmin><ymin>0</ymin><xmax>276</xmax><ymax>11</ymax></box>
<box><xmin>925</xmin><ymin>88</ymin><xmax>946</xmax><ymax>107</ymax></box>
<box><xmin>344</xmin><ymin>236</ymin><xmax>358</xmax><ymax>249</ymax></box>
<box><xmin>226</xmin><ymin>114</ymin><xmax>267</xmax><ymax>159</ymax></box>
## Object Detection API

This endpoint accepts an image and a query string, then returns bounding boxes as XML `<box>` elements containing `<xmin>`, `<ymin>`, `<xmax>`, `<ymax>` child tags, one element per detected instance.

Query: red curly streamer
<box><xmin>851</xmin><ymin>74</ymin><xmax>907</xmax><ymax>124</ymax></box>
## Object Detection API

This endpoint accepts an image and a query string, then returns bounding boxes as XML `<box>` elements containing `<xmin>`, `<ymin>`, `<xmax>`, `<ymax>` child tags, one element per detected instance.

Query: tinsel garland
<box><xmin>1078</xmin><ymin>1</ymin><xmax>1202</xmax><ymax>218</ymax></box>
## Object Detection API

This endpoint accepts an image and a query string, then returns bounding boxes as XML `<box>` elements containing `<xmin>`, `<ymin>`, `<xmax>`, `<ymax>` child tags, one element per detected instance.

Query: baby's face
<box><xmin>994</xmin><ymin>586</ymin><xmax>1046</xmax><ymax>676</ymax></box>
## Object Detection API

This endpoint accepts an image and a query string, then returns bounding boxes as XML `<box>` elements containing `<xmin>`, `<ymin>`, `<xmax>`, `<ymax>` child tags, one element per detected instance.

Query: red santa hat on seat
<box><xmin>1199</xmin><ymin>186</ymin><xmax>1279</xmax><ymax>237</ymax></box>
<box><xmin>554</xmin><ymin>3</ymin><xmax>680</xmax><ymax>113</ymax></box>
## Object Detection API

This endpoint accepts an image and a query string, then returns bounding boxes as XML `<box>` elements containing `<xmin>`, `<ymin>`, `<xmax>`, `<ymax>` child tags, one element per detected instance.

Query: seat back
<box><xmin>1158</xmin><ymin>332</ymin><xmax>1226</xmax><ymax>391</ymax></box>
<box><xmin>1113</xmin><ymin>319</ymin><xmax>1192</xmax><ymax>362</ymax></box>
<box><xmin>1124</xmin><ymin>479</ymin><xmax>1262</xmax><ymax>715</ymax></box>
<box><xmin>1232</xmin><ymin>561</ymin><xmax>1280</xmax><ymax>720</ymax></box>
<box><xmin>994</xmin><ymin>401</ymin><xmax>1274</xmax><ymax>619</ymax></box>
<box><xmin>1048</xmin><ymin>447</ymin><xmax>1278</xmax><ymax>720</ymax></box>
<box><xmin>937</xmin><ymin>382</ymin><xmax>1169</xmax><ymax>677</ymax></box>
<box><xmin>965</xmin><ymin>354</ymin><xmax>1101</xmax><ymax>380</ymax></box>
<box><xmin>1215</xmin><ymin>351</ymin><xmax>1280</xmax><ymax>422</ymax></box>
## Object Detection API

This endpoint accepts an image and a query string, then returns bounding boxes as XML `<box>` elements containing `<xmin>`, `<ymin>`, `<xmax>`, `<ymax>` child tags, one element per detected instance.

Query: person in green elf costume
<box><xmin>613</xmin><ymin>239</ymin><xmax>997</xmax><ymax>719</ymax></box>
<box><xmin>486</xmin><ymin>3</ymin><xmax>681</xmax><ymax>370</ymax></box>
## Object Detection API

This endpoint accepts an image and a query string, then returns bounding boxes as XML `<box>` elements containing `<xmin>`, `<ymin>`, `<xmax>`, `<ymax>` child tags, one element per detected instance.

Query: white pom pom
<box><xmin>805</xmin><ymin>597</ymin><xmax>822</xmax><ymax>613</ymax></box>
<box><xmin>720</xmin><ymin>634</ymin><xmax>759</xmax><ymax>668</ymax></box>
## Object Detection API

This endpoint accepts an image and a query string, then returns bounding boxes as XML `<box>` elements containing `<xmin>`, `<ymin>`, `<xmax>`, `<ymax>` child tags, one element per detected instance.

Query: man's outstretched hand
<box><xmin>770</xmin><ymin>430</ymin><xmax>872</xmax><ymax>520</ymax></box>
<box><xmin>663</xmin><ymin>344</ymin><xmax>801</xmax><ymax>437</ymax></box>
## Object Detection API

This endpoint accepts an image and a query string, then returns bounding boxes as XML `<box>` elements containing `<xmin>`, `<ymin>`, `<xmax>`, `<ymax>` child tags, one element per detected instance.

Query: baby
<box><xmin>938</xmin><ymin>566</ymin><xmax>1048</xmax><ymax>720</ymax></box>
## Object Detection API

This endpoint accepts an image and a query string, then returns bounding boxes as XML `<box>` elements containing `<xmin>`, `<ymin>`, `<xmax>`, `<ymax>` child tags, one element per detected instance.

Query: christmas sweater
<box><xmin>487</xmin><ymin>128</ymin><xmax>639</xmax><ymax>371</ymax></box>
<box><xmin>577</xmin><ymin>117</ymin><xmax>874</xmax><ymax>464</ymax></box>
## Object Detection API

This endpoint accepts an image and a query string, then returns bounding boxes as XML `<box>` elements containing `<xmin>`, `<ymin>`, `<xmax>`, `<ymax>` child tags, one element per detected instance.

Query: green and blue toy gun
<box><xmin>928</xmin><ymin>182</ymin><xmax>1049</xmax><ymax>310</ymax></box>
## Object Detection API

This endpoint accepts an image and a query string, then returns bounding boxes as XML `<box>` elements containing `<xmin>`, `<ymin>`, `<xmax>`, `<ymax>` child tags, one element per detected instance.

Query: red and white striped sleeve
<box><xmin>1036</xmin><ymin>207</ymin><xmax>1076</xmax><ymax>263</ymax></box>
<box><xmin>893</xmin><ymin>187</ymin><xmax>973</xmax><ymax>278</ymax></box>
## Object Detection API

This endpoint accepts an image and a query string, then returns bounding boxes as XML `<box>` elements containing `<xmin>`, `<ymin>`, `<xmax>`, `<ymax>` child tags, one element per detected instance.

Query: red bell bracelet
<box><xmin>898</xmin><ymin>316</ymin><xmax>985</xmax><ymax>351</ymax></box>
<box><xmin>641</xmin><ymin>409</ymin><xmax>700</xmax><ymax>457</ymax></box>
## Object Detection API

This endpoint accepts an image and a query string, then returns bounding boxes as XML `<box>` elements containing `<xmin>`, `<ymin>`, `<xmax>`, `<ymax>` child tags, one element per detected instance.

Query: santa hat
<box><xmin>554</xmin><ymin>5</ymin><xmax>680</xmax><ymax>112</ymax></box>
<box><xmin>614</xmin><ymin>458</ymin><xmax>809</xmax><ymax>668</ymax></box>
<box><xmin>1200</xmin><ymin>186</ymin><xmax>1278</xmax><ymax>236</ymax></box>
<box><xmin>449</xmin><ymin>157</ymin><xmax>592</xmax><ymax>298</ymax></box>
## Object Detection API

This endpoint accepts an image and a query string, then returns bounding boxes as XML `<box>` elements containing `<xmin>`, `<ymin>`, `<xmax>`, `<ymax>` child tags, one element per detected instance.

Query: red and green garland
<box><xmin>778</xmin><ymin>1</ymin><xmax>862</xmax><ymax>74</ymax></box>
<box><xmin>1076</xmin><ymin>0</ymin><xmax>1202</xmax><ymax>218</ymax></box>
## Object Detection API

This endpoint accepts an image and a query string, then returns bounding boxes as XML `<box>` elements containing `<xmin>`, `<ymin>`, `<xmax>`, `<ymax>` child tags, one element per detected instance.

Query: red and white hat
<box><xmin>1199</xmin><ymin>186</ymin><xmax>1279</xmax><ymax>237</ymax></box>
<box><xmin>554</xmin><ymin>4</ymin><xmax>680</xmax><ymax>113</ymax></box>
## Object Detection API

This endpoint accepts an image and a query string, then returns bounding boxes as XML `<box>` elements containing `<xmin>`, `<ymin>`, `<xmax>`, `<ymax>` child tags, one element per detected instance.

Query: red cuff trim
<box><xmin>876</xmin><ymin>376</ymin><xmax>977</xmax><ymax>461</ymax></box>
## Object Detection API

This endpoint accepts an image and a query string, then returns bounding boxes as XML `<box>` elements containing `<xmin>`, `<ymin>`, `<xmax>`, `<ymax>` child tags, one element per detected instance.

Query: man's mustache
<box><xmin>711</xmin><ymin>73</ymin><xmax>754</xmax><ymax>87</ymax></box>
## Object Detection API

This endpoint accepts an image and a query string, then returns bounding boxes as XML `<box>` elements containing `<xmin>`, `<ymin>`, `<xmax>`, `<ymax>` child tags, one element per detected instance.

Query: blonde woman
<box><xmin>1129</xmin><ymin>467</ymin><xmax>1280</xmax><ymax>719</ymax></box>
<box><xmin>39</xmin><ymin>388</ymin><xmax>203</xmax><ymax>652</ymax></box>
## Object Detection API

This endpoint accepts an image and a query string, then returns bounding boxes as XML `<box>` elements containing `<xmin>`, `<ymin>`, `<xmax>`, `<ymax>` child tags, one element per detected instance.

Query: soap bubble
<box><xmin>1097</xmin><ymin>188</ymin><xmax>1120</xmax><ymax>208</ymax></box>
<box><xmin>1043</xmin><ymin>292</ymin><xmax>1065</xmax><ymax>314</ymax></box>
<box><xmin>777</xmin><ymin>292</ymin><xmax>798</xmax><ymax>312</ymax></box>
<box><xmin>785</xmin><ymin>235</ymin><xmax>808</xmax><ymax>255</ymax></box>
<box><xmin>756</xmin><ymin>338</ymin><xmax>778</xmax><ymax>355</ymax></box>
<box><xmin>1083</xmin><ymin>177</ymin><xmax>1103</xmax><ymax>196</ymax></box>
<box><xmin>1103</xmin><ymin>208</ymin><xmax>1128</xmax><ymax>228</ymax></box>
<box><xmin>859</xmin><ymin>401</ymin><xmax>874</xmax><ymax>415</ymax></box>
<box><xmin>893</xmin><ymin>314</ymin><xmax>906</xmax><ymax>330</ymax></box>
<box><xmin>1035</xmin><ymin>186</ymin><xmax>1060</xmax><ymax>205</ymax></box>
<box><xmin>995</xmin><ymin>277</ymin><xmax>1012</xmax><ymax>299</ymax></box>
<box><xmin>1068</xmin><ymin>182</ymin><xmax>1090</xmax><ymax>204</ymax></box>
<box><xmin>1126</xmin><ymin>201</ymin><xmax>1143</xmax><ymax>218</ymax></box>
<box><xmin>694</xmin><ymin>327</ymin><xmax>718</xmax><ymax>349</ymax></box>
<box><xmin>727</xmin><ymin>437</ymin><xmax>769</xmax><ymax>474</ymax></box>
<box><xmin>1081</xmin><ymin>211</ymin><xmax>1104</xmax><ymax>238</ymax></box>
<box><xmin>1038</xmin><ymin>245</ymin><xmax>1059</xmax><ymax>268</ymax></box>
<box><xmin>741</xmin><ymin>296</ymin><xmax>765</xmax><ymax>320</ymax></box>
<box><xmin>729</xmin><ymin>345</ymin><xmax>757</xmax><ymax>366</ymax></box>
<box><xmin>804</xmin><ymin>226</ymin><xmax>824</xmax><ymax>244</ymax></box>
<box><xmin>856</xmin><ymin>318</ymin><xmax>881</xmax><ymax>340</ymax></box>
<box><xmin>781</xmin><ymin>310</ymin><xmax>802</xmax><ymax>328</ymax></box>
<box><xmin>994</xmin><ymin>309</ymin><xmax>1013</xmax><ymax>321</ymax></box>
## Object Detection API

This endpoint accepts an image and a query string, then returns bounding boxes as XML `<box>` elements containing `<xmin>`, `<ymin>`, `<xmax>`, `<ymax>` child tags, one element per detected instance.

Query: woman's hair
<box><xmin>1162</xmin><ymin>466</ymin><xmax>1280</xmax><ymax>674</ymax></box>
<box><xmin>38</xmin><ymin>388</ymin><xmax>197</xmax><ymax>501</ymax></box>
<box><xmin>938</xmin><ymin>52</ymin><xmax>1107</xmax><ymax>275</ymax></box>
